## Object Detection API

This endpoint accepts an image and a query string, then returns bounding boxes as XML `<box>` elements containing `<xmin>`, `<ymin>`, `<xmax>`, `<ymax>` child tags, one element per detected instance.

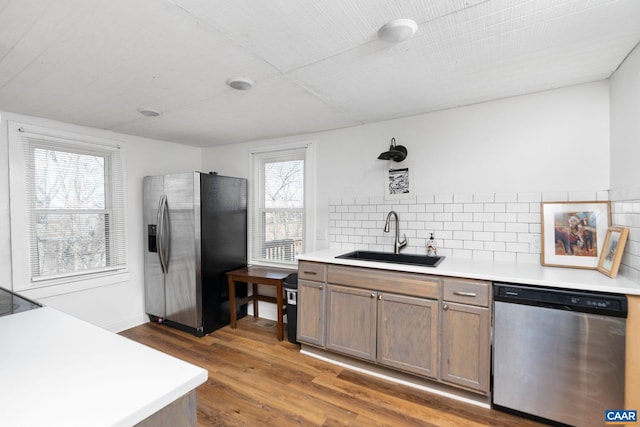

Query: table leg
<box><xmin>228</xmin><ymin>276</ymin><xmax>237</xmax><ymax>329</ymax></box>
<box><xmin>252</xmin><ymin>283</ymin><xmax>259</xmax><ymax>318</ymax></box>
<box><xmin>276</xmin><ymin>281</ymin><xmax>283</xmax><ymax>341</ymax></box>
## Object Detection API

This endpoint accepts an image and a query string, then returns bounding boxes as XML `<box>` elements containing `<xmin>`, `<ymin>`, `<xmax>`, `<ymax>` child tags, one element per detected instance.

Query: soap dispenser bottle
<box><xmin>427</xmin><ymin>233</ymin><xmax>437</xmax><ymax>257</ymax></box>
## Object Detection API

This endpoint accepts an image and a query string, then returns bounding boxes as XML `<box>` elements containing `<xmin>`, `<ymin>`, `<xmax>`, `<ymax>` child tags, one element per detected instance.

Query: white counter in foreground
<box><xmin>0</xmin><ymin>307</ymin><xmax>207</xmax><ymax>427</ymax></box>
<box><xmin>298</xmin><ymin>249</ymin><xmax>640</xmax><ymax>295</ymax></box>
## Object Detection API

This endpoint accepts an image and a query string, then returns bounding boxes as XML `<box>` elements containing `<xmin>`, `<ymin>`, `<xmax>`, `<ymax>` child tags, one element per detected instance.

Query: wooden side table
<box><xmin>226</xmin><ymin>266</ymin><xmax>296</xmax><ymax>341</ymax></box>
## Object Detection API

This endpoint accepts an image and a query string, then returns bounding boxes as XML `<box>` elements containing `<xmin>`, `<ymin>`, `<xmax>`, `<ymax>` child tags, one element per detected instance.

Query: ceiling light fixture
<box><xmin>226</xmin><ymin>77</ymin><xmax>254</xmax><ymax>90</ymax></box>
<box><xmin>137</xmin><ymin>108</ymin><xmax>161</xmax><ymax>117</ymax></box>
<box><xmin>377</xmin><ymin>19</ymin><xmax>418</xmax><ymax>43</ymax></box>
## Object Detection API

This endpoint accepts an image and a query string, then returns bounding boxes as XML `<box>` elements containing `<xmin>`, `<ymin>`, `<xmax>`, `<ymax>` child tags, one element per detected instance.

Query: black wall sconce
<box><xmin>377</xmin><ymin>137</ymin><xmax>407</xmax><ymax>162</ymax></box>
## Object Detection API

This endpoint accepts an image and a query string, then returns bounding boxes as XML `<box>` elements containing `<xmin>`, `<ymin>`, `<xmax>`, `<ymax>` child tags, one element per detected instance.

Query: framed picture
<box><xmin>384</xmin><ymin>166</ymin><xmax>413</xmax><ymax>200</ymax></box>
<box><xmin>597</xmin><ymin>227</ymin><xmax>629</xmax><ymax>278</ymax></box>
<box><xmin>541</xmin><ymin>201</ymin><xmax>610</xmax><ymax>269</ymax></box>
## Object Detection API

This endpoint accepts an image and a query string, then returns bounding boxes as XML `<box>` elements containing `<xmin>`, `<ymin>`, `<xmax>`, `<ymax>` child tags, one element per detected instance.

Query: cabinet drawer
<box><xmin>327</xmin><ymin>265</ymin><xmax>439</xmax><ymax>299</ymax></box>
<box><xmin>298</xmin><ymin>261</ymin><xmax>326</xmax><ymax>282</ymax></box>
<box><xmin>443</xmin><ymin>279</ymin><xmax>490</xmax><ymax>307</ymax></box>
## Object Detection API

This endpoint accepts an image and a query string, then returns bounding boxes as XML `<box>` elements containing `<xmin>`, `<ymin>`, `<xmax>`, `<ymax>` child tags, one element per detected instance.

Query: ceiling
<box><xmin>1</xmin><ymin>0</ymin><xmax>639</xmax><ymax>148</ymax></box>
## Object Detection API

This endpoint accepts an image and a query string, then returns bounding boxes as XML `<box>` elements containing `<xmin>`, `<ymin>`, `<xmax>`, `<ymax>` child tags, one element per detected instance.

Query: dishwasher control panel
<box><xmin>494</xmin><ymin>283</ymin><xmax>627</xmax><ymax>318</ymax></box>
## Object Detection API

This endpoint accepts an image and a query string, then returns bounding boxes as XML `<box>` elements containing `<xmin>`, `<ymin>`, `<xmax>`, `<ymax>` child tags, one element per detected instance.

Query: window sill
<box><xmin>16</xmin><ymin>270</ymin><xmax>130</xmax><ymax>300</ymax></box>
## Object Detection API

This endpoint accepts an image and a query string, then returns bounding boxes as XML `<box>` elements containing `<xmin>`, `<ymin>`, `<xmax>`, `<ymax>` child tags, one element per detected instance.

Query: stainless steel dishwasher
<box><xmin>492</xmin><ymin>283</ymin><xmax>627</xmax><ymax>427</ymax></box>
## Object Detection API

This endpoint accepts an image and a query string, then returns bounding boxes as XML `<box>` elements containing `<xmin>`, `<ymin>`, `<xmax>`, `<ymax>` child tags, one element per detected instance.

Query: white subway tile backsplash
<box><xmin>495</xmin><ymin>232</ymin><xmax>518</xmax><ymax>242</ymax></box>
<box><xmin>474</xmin><ymin>193</ymin><xmax>495</xmax><ymax>203</ymax></box>
<box><xmin>495</xmin><ymin>192</ymin><xmax>518</xmax><ymax>203</ymax></box>
<box><xmin>454</xmin><ymin>212</ymin><xmax>473</xmax><ymax>222</ymax></box>
<box><xmin>506</xmin><ymin>203</ymin><xmax>529</xmax><ymax>213</ymax></box>
<box><xmin>542</xmin><ymin>191</ymin><xmax>568</xmax><ymax>201</ymax></box>
<box><xmin>518</xmin><ymin>192</ymin><xmax>542</xmax><ymax>203</ymax></box>
<box><xmin>454</xmin><ymin>193</ymin><xmax>473</xmax><ymax>203</ymax></box>
<box><xmin>506</xmin><ymin>223</ymin><xmax>529</xmax><ymax>233</ymax></box>
<box><xmin>494</xmin><ymin>252</ymin><xmax>517</xmax><ymax>262</ymax></box>
<box><xmin>568</xmin><ymin>191</ymin><xmax>597</xmax><ymax>201</ymax></box>
<box><xmin>484</xmin><ymin>203</ymin><xmax>506</xmax><ymax>213</ymax></box>
<box><xmin>495</xmin><ymin>213</ymin><xmax>517</xmax><ymax>222</ymax></box>
<box><xmin>474</xmin><ymin>213</ymin><xmax>494</xmax><ymax>222</ymax></box>
<box><xmin>445</xmin><ymin>203</ymin><xmax>463</xmax><ymax>213</ymax></box>
<box><xmin>417</xmin><ymin>194</ymin><xmax>434</xmax><ymax>204</ymax></box>
<box><xmin>485</xmin><ymin>222</ymin><xmax>506</xmax><ymax>232</ymax></box>
<box><xmin>518</xmin><ymin>213</ymin><xmax>540</xmax><ymax>223</ymax></box>
<box><xmin>463</xmin><ymin>222</ymin><xmax>484</xmax><ymax>232</ymax></box>
<box><xmin>464</xmin><ymin>240</ymin><xmax>484</xmax><ymax>250</ymax></box>
<box><xmin>435</xmin><ymin>194</ymin><xmax>454</xmax><ymax>203</ymax></box>
<box><xmin>326</xmin><ymin>187</ymin><xmax>638</xmax><ymax>284</ymax></box>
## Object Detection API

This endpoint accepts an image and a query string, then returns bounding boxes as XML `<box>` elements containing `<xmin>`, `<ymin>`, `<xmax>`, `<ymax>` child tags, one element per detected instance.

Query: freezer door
<box><xmin>143</xmin><ymin>175</ymin><xmax>165</xmax><ymax>317</ymax></box>
<box><xmin>164</xmin><ymin>173</ymin><xmax>201</xmax><ymax>329</ymax></box>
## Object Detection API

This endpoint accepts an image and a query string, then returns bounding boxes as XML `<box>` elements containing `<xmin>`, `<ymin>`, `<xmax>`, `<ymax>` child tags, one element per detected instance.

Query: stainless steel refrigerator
<box><xmin>143</xmin><ymin>172</ymin><xmax>248</xmax><ymax>336</ymax></box>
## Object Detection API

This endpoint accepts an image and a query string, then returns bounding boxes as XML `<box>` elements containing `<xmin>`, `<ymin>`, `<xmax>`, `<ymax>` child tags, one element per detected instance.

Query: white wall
<box><xmin>202</xmin><ymin>82</ymin><xmax>611</xmax><ymax>252</ymax></box>
<box><xmin>610</xmin><ymin>43</ymin><xmax>640</xmax><ymax>282</ymax></box>
<box><xmin>610</xmin><ymin>43</ymin><xmax>640</xmax><ymax>189</ymax></box>
<box><xmin>0</xmin><ymin>111</ymin><xmax>202</xmax><ymax>331</ymax></box>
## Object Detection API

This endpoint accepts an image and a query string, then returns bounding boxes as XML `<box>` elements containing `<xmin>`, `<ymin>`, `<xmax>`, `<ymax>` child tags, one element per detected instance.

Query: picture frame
<box><xmin>597</xmin><ymin>227</ymin><xmax>629</xmax><ymax>278</ymax></box>
<box><xmin>541</xmin><ymin>201</ymin><xmax>610</xmax><ymax>269</ymax></box>
<box><xmin>384</xmin><ymin>166</ymin><xmax>413</xmax><ymax>200</ymax></box>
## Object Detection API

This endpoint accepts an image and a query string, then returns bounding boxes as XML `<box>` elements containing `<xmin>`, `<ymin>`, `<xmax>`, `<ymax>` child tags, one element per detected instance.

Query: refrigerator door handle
<box><xmin>156</xmin><ymin>195</ymin><xmax>168</xmax><ymax>274</ymax></box>
<box><xmin>162</xmin><ymin>195</ymin><xmax>171</xmax><ymax>272</ymax></box>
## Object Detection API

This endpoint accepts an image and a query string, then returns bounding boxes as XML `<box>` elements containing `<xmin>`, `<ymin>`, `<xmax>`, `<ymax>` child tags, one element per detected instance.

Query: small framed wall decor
<box><xmin>541</xmin><ymin>201</ymin><xmax>610</xmax><ymax>269</ymax></box>
<box><xmin>384</xmin><ymin>166</ymin><xmax>413</xmax><ymax>200</ymax></box>
<box><xmin>597</xmin><ymin>227</ymin><xmax>629</xmax><ymax>278</ymax></box>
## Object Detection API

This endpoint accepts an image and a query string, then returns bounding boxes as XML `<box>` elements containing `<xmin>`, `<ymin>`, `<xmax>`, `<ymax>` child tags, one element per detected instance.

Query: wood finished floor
<box><xmin>120</xmin><ymin>318</ymin><xmax>544</xmax><ymax>427</ymax></box>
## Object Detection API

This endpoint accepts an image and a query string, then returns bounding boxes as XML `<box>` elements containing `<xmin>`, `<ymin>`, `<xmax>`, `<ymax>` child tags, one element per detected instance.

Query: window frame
<box><xmin>249</xmin><ymin>141</ymin><xmax>315</xmax><ymax>267</ymax></box>
<box><xmin>8</xmin><ymin>121</ymin><xmax>129</xmax><ymax>295</ymax></box>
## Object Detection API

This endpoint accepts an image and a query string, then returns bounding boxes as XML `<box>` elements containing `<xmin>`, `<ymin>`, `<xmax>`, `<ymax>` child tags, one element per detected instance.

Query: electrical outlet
<box><xmin>316</xmin><ymin>229</ymin><xmax>326</xmax><ymax>240</ymax></box>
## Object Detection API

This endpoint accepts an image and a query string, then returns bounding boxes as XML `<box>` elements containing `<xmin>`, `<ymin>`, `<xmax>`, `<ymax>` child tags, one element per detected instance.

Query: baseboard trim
<box><xmin>300</xmin><ymin>345</ymin><xmax>491</xmax><ymax>409</ymax></box>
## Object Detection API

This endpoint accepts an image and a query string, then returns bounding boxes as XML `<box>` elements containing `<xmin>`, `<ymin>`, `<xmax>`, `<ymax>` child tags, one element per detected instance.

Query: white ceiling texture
<box><xmin>1</xmin><ymin>0</ymin><xmax>639</xmax><ymax>147</ymax></box>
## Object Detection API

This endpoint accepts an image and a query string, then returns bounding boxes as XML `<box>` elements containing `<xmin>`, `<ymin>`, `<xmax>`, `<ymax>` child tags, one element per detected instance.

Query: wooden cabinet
<box><xmin>440</xmin><ymin>279</ymin><xmax>491</xmax><ymax>394</ymax></box>
<box><xmin>297</xmin><ymin>279</ymin><xmax>326</xmax><ymax>347</ymax></box>
<box><xmin>326</xmin><ymin>285</ymin><xmax>377</xmax><ymax>361</ymax></box>
<box><xmin>297</xmin><ymin>261</ymin><xmax>492</xmax><ymax>396</ymax></box>
<box><xmin>297</xmin><ymin>261</ymin><xmax>327</xmax><ymax>347</ymax></box>
<box><xmin>377</xmin><ymin>293</ymin><xmax>439</xmax><ymax>378</ymax></box>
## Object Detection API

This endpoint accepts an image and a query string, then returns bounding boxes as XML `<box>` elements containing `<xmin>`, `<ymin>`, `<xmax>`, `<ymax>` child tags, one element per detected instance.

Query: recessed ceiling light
<box><xmin>226</xmin><ymin>77</ymin><xmax>254</xmax><ymax>90</ymax></box>
<box><xmin>377</xmin><ymin>19</ymin><xmax>418</xmax><ymax>43</ymax></box>
<box><xmin>137</xmin><ymin>108</ymin><xmax>161</xmax><ymax>117</ymax></box>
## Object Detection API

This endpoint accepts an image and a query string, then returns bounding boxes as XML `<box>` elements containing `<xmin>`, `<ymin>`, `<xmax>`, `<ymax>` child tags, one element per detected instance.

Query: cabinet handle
<box><xmin>378</xmin><ymin>294</ymin><xmax>382</xmax><ymax>300</ymax></box>
<box><xmin>453</xmin><ymin>291</ymin><xmax>477</xmax><ymax>297</ymax></box>
<box><xmin>303</xmin><ymin>271</ymin><xmax>317</xmax><ymax>275</ymax></box>
<box><xmin>443</xmin><ymin>303</ymin><xmax>449</xmax><ymax>311</ymax></box>
<box><xmin>371</xmin><ymin>292</ymin><xmax>376</xmax><ymax>298</ymax></box>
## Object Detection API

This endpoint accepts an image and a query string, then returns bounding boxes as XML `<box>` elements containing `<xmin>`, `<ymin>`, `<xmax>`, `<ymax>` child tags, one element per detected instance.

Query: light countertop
<box><xmin>0</xmin><ymin>307</ymin><xmax>207</xmax><ymax>427</ymax></box>
<box><xmin>298</xmin><ymin>249</ymin><xmax>640</xmax><ymax>295</ymax></box>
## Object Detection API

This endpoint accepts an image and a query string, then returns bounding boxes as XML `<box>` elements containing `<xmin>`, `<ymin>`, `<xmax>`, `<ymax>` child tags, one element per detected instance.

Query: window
<box><xmin>251</xmin><ymin>144</ymin><xmax>314</xmax><ymax>265</ymax></box>
<box><xmin>9</xmin><ymin>122</ymin><xmax>127</xmax><ymax>290</ymax></box>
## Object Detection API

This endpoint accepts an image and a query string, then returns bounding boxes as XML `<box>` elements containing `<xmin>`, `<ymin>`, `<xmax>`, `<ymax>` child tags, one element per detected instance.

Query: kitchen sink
<box><xmin>336</xmin><ymin>250</ymin><xmax>445</xmax><ymax>267</ymax></box>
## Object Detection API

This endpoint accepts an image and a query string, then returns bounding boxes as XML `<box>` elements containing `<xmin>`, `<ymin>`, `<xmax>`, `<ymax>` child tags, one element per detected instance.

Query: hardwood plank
<box><xmin>120</xmin><ymin>318</ymin><xmax>545</xmax><ymax>427</ymax></box>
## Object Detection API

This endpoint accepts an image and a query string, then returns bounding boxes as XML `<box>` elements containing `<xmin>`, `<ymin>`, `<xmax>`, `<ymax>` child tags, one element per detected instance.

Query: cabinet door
<box><xmin>377</xmin><ymin>293</ymin><xmax>439</xmax><ymax>379</ymax></box>
<box><xmin>440</xmin><ymin>302</ymin><xmax>490</xmax><ymax>393</ymax></box>
<box><xmin>297</xmin><ymin>279</ymin><xmax>325</xmax><ymax>347</ymax></box>
<box><xmin>326</xmin><ymin>285</ymin><xmax>377</xmax><ymax>361</ymax></box>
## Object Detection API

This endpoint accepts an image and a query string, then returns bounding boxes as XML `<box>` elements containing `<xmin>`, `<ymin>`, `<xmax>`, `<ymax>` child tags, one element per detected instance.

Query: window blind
<box><xmin>19</xmin><ymin>129</ymin><xmax>127</xmax><ymax>281</ymax></box>
<box><xmin>251</xmin><ymin>148</ymin><xmax>306</xmax><ymax>265</ymax></box>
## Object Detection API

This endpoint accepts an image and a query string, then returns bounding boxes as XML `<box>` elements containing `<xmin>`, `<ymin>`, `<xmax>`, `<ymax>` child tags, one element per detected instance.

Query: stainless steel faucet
<box><xmin>384</xmin><ymin>210</ymin><xmax>407</xmax><ymax>254</ymax></box>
